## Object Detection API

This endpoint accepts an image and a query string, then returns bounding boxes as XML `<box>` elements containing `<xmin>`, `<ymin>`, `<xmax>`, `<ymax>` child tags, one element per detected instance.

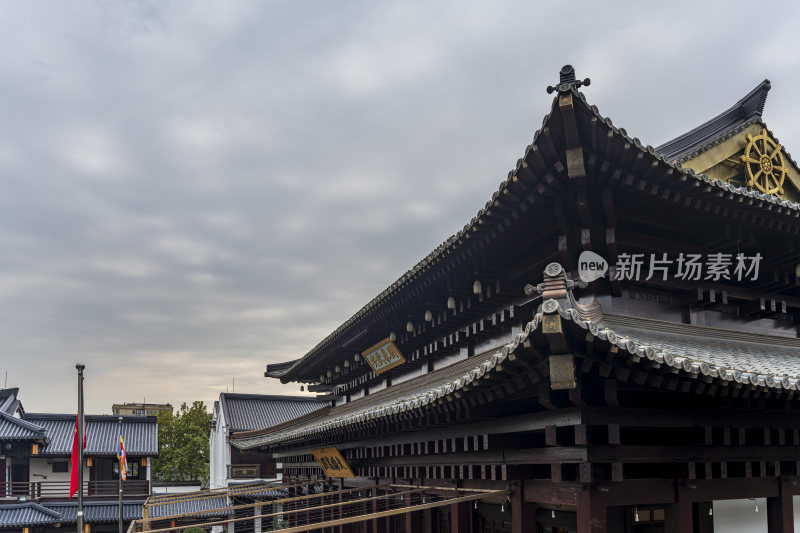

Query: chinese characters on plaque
<box><xmin>312</xmin><ymin>447</ymin><xmax>355</xmax><ymax>478</ymax></box>
<box><xmin>361</xmin><ymin>338</ymin><xmax>406</xmax><ymax>375</ymax></box>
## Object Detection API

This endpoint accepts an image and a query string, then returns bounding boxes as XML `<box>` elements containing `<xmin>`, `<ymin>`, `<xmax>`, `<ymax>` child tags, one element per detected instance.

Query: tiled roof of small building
<box><xmin>0</xmin><ymin>411</ymin><xmax>46</xmax><ymax>441</ymax></box>
<box><xmin>148</xmin><ymin>496</ymin><xmax>229</xmax><ymax>518</ymax></box>
<box><xmin>219</xmin><ymin>393</ymin><xmax>326</xmax><ymax>433</ymax></box>
<box><xmin>0</xmin><ymin>503</ymin><xmax>62</xmax><ymax>527</ymax></box>
<box><xmin>42</xmin><ymin>501</ymin><xmax>145</xmax><ymax>523</ymax></box>
<box><xmin>24</xmin><ymin>414</ymin><xmax>158</xmax><ymax>456</ymax></box>
<box><xmin>0</xmin><ymin>501</ymin><xmax>147</xmax><ymax>527</ymax></box>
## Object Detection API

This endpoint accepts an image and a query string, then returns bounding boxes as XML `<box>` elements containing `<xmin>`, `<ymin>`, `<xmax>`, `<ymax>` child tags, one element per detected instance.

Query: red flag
<box><xmin>69</xmin><ymin>413</ymin><xmax>86</xmax><ymax>498</ymax></box>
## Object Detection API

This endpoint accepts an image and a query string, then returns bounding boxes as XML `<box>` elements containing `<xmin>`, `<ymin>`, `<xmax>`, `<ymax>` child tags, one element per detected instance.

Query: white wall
<box><xmin>711</xmin><ymin>497</ymin><xmax>800</xmax><ymax>532</ymax></box>
<box><xmin>152</xmin><ymin>484</ymin><xmax>202</xmax><ymax>494</ymax></box>
<box><xmin>28</xmin><ymin>457</ymin><xmax>88</xmax><ymax>484</ymax></box>
<box><xmin>713</xmin><ymin>499</ymin><xmax>768</xmax><ymax>532</ymax></box>
<box><xmin>209</xmin><ymin>402</ymin><xmax>231</xmax><ymax>489</ymax></box>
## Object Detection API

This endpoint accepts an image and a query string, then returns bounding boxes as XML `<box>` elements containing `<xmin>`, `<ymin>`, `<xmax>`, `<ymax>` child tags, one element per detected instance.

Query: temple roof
<box><xmin>266</xmin><ymin>81</ymin><xmax>800</xmax><ymax>385</ymax></box>
<box><xmin>656</xmin><ymin>80</ymin><xmax>771</xmax><ymax>163</ymax></box>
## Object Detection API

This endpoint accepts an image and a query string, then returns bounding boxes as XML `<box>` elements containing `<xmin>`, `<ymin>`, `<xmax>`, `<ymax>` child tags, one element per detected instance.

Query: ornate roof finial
<box><xmin>546</xmin><ymin>65</ymin><xmax>591</xmax><ymax>94</ymax></box>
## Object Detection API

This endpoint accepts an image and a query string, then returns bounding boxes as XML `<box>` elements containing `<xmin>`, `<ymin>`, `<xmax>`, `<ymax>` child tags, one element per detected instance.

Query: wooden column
<box><xmin>283</xmin><ymin>488</ymin><xmax>297</xmax><ymax>527</ymax></box>
<box><xmin>406</xmin><ymin>495</ymin><xmax>421</xmax><ymax>533</ymax></box>
<box><xmin>338</xmin><ymin>480</ymin><xmax>348</xmax><ymax>533</ymax></box>
<box><xmin>305</xmin><ymin>485</ymin><xmax>311</xmax><ymax>528</ymax></box>
<box><xmin>511</xmin><ymin>484</ymin><xmax>535</xmax><ymax>533</ymax></box>
<box><xmin>664</xmin><ymin>500</ymin><xmax>693</xmax><ymax>533</ymax></box>
<box><xmin>370</xmin><ymin>488</ymin><xmax>380</xmax><ymax>533</ymax></box>
<box><xmin>253</xmin><ymin>502</ymin><xmax>262</xmax><ymax>533</ymax></box>
<box><xmin>577</xmin><ymin>489</ymin><xmax>606</xmax><ymax>533</ymax></box>
<box><xmin>423</xmin><ymin>508</ymin><xmax>434</xmax><ymax>533</ymax></box>
<box><xmin>315</xmin><ymin>488</ymin><xmax>323</xmax><ymax>533</ymax></box>
<box><xmin>767</xmin><ymin>479</ymin><xmax>794</xmax><ymax>533</ymax></box>
<box><xmin>450</xmin><ymin>501</ymin><xmax>473</xmax><ymax>533</ymax></box>
<box><xmin>694</xmin><ymin>502</ymin><xmax>714</xmax><ymax>533</ymax></box>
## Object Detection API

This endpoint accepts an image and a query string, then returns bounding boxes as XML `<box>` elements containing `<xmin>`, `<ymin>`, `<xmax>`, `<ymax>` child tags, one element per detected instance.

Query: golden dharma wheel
<box><xmin>740</xmin><ymin>128</ymin><xmax>787</xmax><ymax>195</ymax></box>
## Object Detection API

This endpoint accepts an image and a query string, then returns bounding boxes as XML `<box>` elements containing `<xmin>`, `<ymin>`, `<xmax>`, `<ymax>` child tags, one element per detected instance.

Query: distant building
<box><xmin>111</xmin><ymin>403</ymin><xmax>172</xmax><ymax>417</ymax></box>
<box><xmin>208</xmin><ymin>393</ymin><xmax>326</xmax><ymax>489</ymax></box>
<box><xmin>0</xmin><ymin>388</ymin><xmax>159</xmax><ymax>533</ymax></box>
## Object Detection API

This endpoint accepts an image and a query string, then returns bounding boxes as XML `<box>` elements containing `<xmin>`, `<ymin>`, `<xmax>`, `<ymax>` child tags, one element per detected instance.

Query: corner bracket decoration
<box><xmin>546</xmin><ymin>65</ymin><xmax>591</xmax><ymax>94</ymax></box>
<box><xmin>740</xmin><ymin>128</ymin><xmax>787</xmax><ymax>196</ymax></box>
<box><xmin>525</xmin><ymin>262</ymin><xmax>607</xmax><ymax>391</ymax></box>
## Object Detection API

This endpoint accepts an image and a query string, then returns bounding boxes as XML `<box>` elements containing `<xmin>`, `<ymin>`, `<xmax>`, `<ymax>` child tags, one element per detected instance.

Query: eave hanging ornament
<box><xmin>741</xmin><ymin>128</ymin><xmax>787</xmax><ymax>195</ymax></box>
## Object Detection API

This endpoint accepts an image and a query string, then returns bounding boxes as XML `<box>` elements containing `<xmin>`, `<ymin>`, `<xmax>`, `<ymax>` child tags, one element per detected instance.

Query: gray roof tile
<box><xmin>0</xmin><ymin>388</ymin><xmax>20</xmax><ymax>415</ymax></box>
<box><xmin>0</xmin><ymin>503</ymin><xmax>62</xmax><ymax>527</ymax></box>
<box><xmin>24</xmin><ymin>414</ymin><xmax>158</xmax><ymax>456</ymax></box>
<box><xmin>42</xmin><ymin>501</ymin><xmax>145</xmax><ymax>523</ymax></box>
<box><xmin>220</xmin><ymin>394</ymin><xmax>326</xmax><ymax>433</ymax></box>
<box><xmin>0</xmin><ymin>412</ymin><xmax>46</xmax><ymax>441</ymax></box>
<box><xmin>149</xmin><ymin>497</ymin><xmax>229</xmax><ymax>518</ymax></box>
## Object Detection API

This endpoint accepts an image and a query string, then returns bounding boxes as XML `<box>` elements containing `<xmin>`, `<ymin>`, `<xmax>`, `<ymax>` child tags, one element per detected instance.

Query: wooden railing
<box><xmin>0</xmin><ymin>480</ymin><xmax>150</xmax><ymax>500</ymax></box>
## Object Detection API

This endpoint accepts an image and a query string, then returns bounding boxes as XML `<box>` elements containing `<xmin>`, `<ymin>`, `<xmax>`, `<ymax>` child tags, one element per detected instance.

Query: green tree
<box><xmin>153</xmin><ymin>401</ymin><xmax>212</xmax><ymax>486</ymax></box>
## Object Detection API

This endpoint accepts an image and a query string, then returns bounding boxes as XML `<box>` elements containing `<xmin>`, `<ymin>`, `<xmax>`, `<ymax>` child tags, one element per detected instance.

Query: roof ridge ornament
<box><xmin>547</xmin><ymin>65</ymin><xmax>591</xmax><ymax>94</ymax></box>
<box><xmin>525</xmin><ymin>262</ymin><xmax>605</xmax><ymax>325</ymax></box>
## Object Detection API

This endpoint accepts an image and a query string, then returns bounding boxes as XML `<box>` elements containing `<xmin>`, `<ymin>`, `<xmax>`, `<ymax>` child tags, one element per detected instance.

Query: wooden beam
<box><xmin>591</xmin><ymin>445</ymin><xmax>800</xmax><ymax>463</ymax></box>
<box><xmin>524</xmin><ymin>481</ymin><xmax>581</xmax><ymax>506</ymax></box>
<box><xmin>273</xmin><ymin>408</ymin><xmax>582</xmax><ymax>459</ymax></box>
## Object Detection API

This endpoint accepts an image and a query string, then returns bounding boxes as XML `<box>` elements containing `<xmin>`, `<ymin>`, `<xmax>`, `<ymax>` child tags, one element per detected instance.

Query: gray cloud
<box><xmin>0</xmin><ymin>1</ymin><xmax>797</xmax><ymax>413</ymax></box>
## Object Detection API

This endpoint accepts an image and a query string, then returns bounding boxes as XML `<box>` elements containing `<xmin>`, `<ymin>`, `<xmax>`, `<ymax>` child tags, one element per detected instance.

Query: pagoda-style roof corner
<box><xmin>265</xmin><ymin>359</ymin><xmax>300</xmax><ymax>382</ymax></box>
<box><xmin>268</xmin><ymin>74</ymin><xmax>800</xmax><ymax>386</ymax></box>
<box><xmin>656</xmin><ymin>79</ymin><xmax>771</xmax><ymax>163</ymax></box>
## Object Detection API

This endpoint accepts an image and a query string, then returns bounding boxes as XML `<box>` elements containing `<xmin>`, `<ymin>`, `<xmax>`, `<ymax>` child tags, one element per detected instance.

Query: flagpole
<box><xmin>76</xmin><ymin>364</ymin><xmax>85</xmax><ymax>533</ymax></box>
<box><xmin>118</xmin><ymin>416</ymin><xmax>123</xmax><ymax>533</ymax></box>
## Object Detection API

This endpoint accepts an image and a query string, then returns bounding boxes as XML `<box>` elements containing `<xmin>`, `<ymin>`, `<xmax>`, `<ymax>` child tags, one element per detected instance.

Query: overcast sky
<box><xmin>2</xmin><ymin>1</ymin><xmax>799</xmax><ymax>414</ymax></box>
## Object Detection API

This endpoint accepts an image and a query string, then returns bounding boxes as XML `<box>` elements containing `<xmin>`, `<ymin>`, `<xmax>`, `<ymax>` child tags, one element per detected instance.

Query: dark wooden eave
<box><xmin>241</xmin><ymin>305</ymin><xmax>800</xmax><ymax>451</ymax></box>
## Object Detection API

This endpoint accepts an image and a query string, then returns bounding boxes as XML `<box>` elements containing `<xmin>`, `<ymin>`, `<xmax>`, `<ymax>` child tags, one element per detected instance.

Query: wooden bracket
<box><xmin>549</xmin><ymin>354</ymin><xmax>576</xmax><ymax>390</ymax></box>
<box><xmin>558</xmin><ymin>92</ymin><xmax>587</xmax><ymax>178</ymax></box>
